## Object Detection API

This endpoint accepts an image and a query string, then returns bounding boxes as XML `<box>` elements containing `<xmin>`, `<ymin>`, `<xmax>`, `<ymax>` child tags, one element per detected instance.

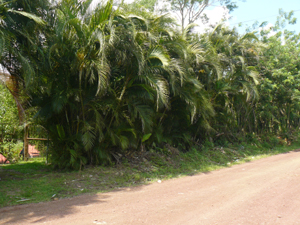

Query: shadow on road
<box><xmin>0</xmin><ymin>185</ymin><xmax>146</xmax><ymax>224</ymax></box>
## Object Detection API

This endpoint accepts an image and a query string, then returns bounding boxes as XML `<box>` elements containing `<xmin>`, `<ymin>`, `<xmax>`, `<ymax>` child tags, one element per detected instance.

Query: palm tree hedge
<box><xmin>1</xmin><ymin>0</ymin><xmax>300</xmax><ymax>169</ymax></box>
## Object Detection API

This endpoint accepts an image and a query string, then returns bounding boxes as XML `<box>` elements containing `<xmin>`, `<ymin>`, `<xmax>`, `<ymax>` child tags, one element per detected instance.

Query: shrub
<box><xmin>0</xmin><ymin>141</ymin><xmax>23</xmax><ymax>163</ymax></box>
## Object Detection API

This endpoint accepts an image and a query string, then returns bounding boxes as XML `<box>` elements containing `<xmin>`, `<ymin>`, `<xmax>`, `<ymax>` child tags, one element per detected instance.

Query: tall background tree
<box><xmin>123</xmin><ymin>0</ymin><xmax>238</xmax><ymax>31</ymax></box>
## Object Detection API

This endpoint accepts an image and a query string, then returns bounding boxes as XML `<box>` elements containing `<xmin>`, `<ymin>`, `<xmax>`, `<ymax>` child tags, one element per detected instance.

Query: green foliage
<box><xmin>20</xmin><ymin>1</ymin><xmax>217</xmax><ymax>168</ymax></box>
<box><xmin>254</xmin><ymin>12</ymin><xmax>300</xmax><ymax>136</ymax></box>
<box><xmin>142</xmin><ymin>133</ymin><xmax>152</xmax><ymax>143</ymax></box>
<box><xmin>2</xmin><ymin>0</ymin><xmax>300</xmax><ymax>170</ymax></box>
<box><xmin>0</xmin><ymin>84</ymin><xmax>21</xmax><ymax>140</ymax></box>
<box><xmin>0</xmin><ymin>141</ymin><xmax>23</xmax><ymax>163</ymax></box>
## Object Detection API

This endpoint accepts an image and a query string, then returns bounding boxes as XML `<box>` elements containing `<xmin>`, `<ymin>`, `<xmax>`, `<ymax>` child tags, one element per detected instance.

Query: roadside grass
<box><xmin>1</xmin><ymin>141</ymin><xmax>300</xmax><ymax>208</ymax></box>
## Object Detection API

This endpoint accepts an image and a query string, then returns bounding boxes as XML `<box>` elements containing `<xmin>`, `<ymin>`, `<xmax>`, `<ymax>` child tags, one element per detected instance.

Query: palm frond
<box><xmin>8</xmin><ymin>9</ymin><xmax>46</xmax><ymax>25</ymax></box>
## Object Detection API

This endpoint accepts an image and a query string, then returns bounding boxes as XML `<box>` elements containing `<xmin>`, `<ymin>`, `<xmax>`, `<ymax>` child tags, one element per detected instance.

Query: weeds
<box><xmin>1</xmin><ymin>141</ymin><xmax>300</xmax><ymax>208</ymax></box>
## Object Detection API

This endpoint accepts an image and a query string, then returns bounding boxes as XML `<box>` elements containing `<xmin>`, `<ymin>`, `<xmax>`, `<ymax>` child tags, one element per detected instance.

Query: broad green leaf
<box><xmin>142</xmin><ymin>133</ymin><xmax>152</xmax><ymax>142</ymax></box>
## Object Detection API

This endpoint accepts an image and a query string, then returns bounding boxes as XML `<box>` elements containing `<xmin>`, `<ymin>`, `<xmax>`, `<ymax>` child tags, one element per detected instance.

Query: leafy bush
<box><xmin>0</xmin><ymin>141</ymin><xmax>23</xmax><ymax>163</ymax></box>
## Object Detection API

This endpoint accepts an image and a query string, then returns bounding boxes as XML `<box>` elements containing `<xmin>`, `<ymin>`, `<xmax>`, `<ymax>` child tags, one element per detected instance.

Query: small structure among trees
<box><xmin>0</xmin><ymin>153</ymin><xmax>9</xmax><ymax>164</ymax></box>
<box><xmin>20</xmin><ymin>145</ymin><xmax>40</xmax><ymax>158</ymax></box>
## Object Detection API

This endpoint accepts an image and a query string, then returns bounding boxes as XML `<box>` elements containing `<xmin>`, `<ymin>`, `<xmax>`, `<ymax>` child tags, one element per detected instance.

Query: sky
<box><xmin>90</xmin><ymin>0</ymin><xmax>300</xmax><ymax>34</ymax></box>
<box><xmin>228</xmin><ymin>0</ymin><xmax>300</xmax><ymax>34</ymax></box>
<box><xmin>119</xmin><ymin>0</ymin><xmax>300</xmax><ymax>35</ymax></box>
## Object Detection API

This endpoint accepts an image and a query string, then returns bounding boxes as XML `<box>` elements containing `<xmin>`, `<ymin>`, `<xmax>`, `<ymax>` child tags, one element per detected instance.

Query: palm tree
<box><xmin>0</xmin><ymin>0</ymin><xmax>46</xmax><ymax>123</ymax></box>
<box><xmin>0</xmin><ymin>0</ymin><xmax>48</xmax><ymax>160</ymax></box>
<box><xmin>197</xmin><ymin>24</ymin><xmax>265</xmax><ymax>140</ymax></box>
<box><xmin>22</xmin><ymin>0</ymin><xmax>115</xmax><ymax>168</ymax></box>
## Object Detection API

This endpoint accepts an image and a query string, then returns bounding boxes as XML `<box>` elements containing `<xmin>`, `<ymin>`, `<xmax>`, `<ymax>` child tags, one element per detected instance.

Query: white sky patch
<box><xmin>205</xmin><ymin>6</ymin><xmax>230</xmax><ymax>25</ymax></box>
<box><xmin>91</xmin><ymin>0</ymin><xmax>230</xmax><ymax>34</ymax></box>
<box><xmin>153</xmin><ymin>1</ymin><xmax>230</xmax><ymax>33</ymax></box>
<box><xmin>89</xmin><ymin>0</ymin><xmax>103</xmax><ymax>10</ymax></box>
<box><xmin>154</xmin><ymin>0</ymin><xmax>171</xmax><ymax>14</ymax></box>
<box><xmin>194</xmin><ymin>6</ymin><xmax>230</xmax><ymax>33</ymax></box>
<box><xmin>0</xmin><ymin>65</ymin><xmax>10</xmax><ymax>83</ymax></box>
<box><xmin>0</xmin><ymin>65</ymin><xmax>9</xmax><ymax>74</ymax></box>
<box><xmin>123</xmin><ymin>0</ymin><xmax>134</xmax><ymax>3</ymax></box>
<box><xmin>258</xmin><ymin>23</ymin><xmax>277</xmax><ymax>37</ymax></box>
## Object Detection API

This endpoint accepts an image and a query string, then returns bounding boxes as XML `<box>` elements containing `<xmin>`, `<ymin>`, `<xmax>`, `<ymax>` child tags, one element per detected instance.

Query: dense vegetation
<box><xmin>1</xmin><ymin>0</ymin><xmax>300</xmax><ymax>169</ymax></box>
<box><xmin>0</xmin><ymin>84</ymin><xmax>23</xmax><ymax>163</ymax></box>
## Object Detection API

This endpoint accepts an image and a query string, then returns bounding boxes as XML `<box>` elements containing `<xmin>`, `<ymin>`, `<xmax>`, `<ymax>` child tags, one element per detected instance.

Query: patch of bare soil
<box><xmin>1</xmin><ymin>151</ymin><xmax>300</xmax><ymax>225</ymax></box>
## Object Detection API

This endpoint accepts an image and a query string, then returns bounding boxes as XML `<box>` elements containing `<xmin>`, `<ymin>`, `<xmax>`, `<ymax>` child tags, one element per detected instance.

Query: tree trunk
<box><xmin>24</xmin><ymin>125</ymin><xmax>29</xmax><ymax>161</ymax></box>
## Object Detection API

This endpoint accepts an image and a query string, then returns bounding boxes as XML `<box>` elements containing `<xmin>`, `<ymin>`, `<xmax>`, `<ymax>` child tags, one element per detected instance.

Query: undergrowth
<box><xmin>1</xmin><ymin>138</ymin><xmax>300</xmax><ymax>208</ymax></box>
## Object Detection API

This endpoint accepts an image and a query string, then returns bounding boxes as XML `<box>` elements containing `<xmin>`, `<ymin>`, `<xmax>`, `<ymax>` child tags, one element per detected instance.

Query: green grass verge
<box><xmin>1</xmin><ymin>142</ymin><xmax>300</xmax><ymax>208</ymax></box>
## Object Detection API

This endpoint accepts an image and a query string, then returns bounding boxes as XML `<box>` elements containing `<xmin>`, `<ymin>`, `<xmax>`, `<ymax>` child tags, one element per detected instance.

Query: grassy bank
<box><xmin>1</xmin><ymin>141</ymin><xmax>300</xmax><ymax>208</ymax></box>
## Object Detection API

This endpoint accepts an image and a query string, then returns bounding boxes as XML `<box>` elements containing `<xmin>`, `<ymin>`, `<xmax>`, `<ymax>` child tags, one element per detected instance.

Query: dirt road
<box><xmin>1</xmin><ymin>151</ymin><xmax>300</xmax><ymax>225</ymax></box>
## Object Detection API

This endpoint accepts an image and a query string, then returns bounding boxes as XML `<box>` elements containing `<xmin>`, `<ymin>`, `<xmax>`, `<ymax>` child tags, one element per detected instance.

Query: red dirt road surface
<box><xmin>1</xmin><ymin>151</ymin><xmax>300</xmax><ymax>225</ymax></box>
